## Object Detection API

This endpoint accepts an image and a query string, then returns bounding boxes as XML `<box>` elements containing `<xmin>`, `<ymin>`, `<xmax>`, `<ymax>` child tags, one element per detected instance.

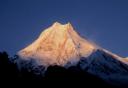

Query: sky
<box><xmin>0</xmin><ymin>0</ymin><xmax>128</xmax><ymax>57</ymax></box>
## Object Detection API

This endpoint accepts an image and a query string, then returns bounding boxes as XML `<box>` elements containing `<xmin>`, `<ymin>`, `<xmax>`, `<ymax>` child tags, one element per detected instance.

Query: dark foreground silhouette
<box><xmin>0</xmin><ymin>51</ymin><xmax>122</xmax><ymax>87</ymax></box>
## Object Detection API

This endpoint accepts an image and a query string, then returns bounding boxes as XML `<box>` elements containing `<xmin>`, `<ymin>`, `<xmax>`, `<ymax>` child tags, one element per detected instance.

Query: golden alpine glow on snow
<box><xmin>18</xmin><ymin>22</ymin><xmax>97</xmax><ymax>66</ymax></box>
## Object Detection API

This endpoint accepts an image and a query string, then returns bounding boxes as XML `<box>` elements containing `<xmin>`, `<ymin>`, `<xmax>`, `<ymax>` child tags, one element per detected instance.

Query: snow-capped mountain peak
<box><xmin>18</xmin><ymin>22</ymin><xmax>128</xmax><ymax>86</ymax></box>
<box><xmin>18</xmin><ymin>22</ymin><xmax>96</xmax><ymax>66</ymax></box>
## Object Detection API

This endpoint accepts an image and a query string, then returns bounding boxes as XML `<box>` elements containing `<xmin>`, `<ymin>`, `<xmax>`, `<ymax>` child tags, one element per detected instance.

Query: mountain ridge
<box><xmin>17</xmin><ymin>22</ymin><xmax>128</xmax><ymax>86</ymax></box>
<box><xmin>18</xmin><ymin>22</ymin><xmax>96</xmax><ymax>66</ymax></box>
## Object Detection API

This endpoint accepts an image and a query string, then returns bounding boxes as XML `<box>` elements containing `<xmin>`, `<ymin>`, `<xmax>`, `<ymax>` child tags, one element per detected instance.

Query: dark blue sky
<box><xmin>0</xmin><ymin>0</ymin><xmax>128</xmax><ymax>57</ymax></box>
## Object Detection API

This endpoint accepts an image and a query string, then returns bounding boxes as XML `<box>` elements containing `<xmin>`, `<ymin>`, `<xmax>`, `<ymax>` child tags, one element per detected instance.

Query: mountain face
<box><xmin>78</xmin><ymin>50</ymin><xmax>128</xmax><ymax>86</ymax></box>
<box><xmin>18</xmin><ymin>22</ymin><xmax>128</xmax><ymax>86</ymax></box>
<box><xmin>18</xmin><ymin>22</ymin><xmax>96</xmax><ymax>66</ymax></box>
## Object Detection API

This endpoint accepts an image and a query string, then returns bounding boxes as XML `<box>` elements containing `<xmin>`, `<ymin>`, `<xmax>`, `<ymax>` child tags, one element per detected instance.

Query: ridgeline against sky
<box><xmin>18</xmin><ymin>22</ymin><xmax>96</xmax><ymax>66</ymax></box>
<box><xmin>17</xmin><ymin>22</ymin><xmax>128</xmax><ymax>86</ymax></box>
<box><xmin>0</xmin><ymin>0</ymin><xmax>128</xmax><ymax>57</ymax></box>
<box><xmin>18</xmin><ymin>22</ymin><xmax>128</xmax><ymax>66</ymax></box>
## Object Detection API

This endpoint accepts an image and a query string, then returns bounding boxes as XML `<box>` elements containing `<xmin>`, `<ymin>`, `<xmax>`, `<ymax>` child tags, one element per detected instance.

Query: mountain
<box><xmin>18</xmin><ymin>22</ymin><xmax>96</xmax><ymax>66</ymax></box>
<box><xmin>78</xmin><ymin>49</ymin><xmax>128</xmax><ymax>86</ymax></box>
<box><xmin>18</xmin><ymin>22</ymin><xmax>128</xmax><ymax>86</ymax></box>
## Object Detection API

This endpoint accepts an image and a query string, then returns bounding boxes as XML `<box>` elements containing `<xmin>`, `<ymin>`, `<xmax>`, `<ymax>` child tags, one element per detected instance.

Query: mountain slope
<box><xmin>18</xmin><ymin>22</ymin><xmax>128</xmax><ymax>86</ymax></box>
<box><xmin>18</xmin><ymin>22</ymin><xmax>96</xmax><ymax>66</ymax></box>
<box><xmin>78</xmin><ymin>49</ymin><xmax>128</xmax><ymax>86</ymax></box>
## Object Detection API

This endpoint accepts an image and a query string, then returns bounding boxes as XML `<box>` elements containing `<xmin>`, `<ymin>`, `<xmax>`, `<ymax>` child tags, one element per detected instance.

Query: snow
<box><xmin>18</xmin><ymin>22</ymin><xmax>96</xmax><ymax>66</ymax></box>
<box><xmin>78</xmin><ymin>49</ymin><xmax>128</xmax><ymax>85</ymax></box>
<box><xmin>17</xmin><ymin>22</ymin><xmax>128</xmax><ymax>86</ymax></box>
